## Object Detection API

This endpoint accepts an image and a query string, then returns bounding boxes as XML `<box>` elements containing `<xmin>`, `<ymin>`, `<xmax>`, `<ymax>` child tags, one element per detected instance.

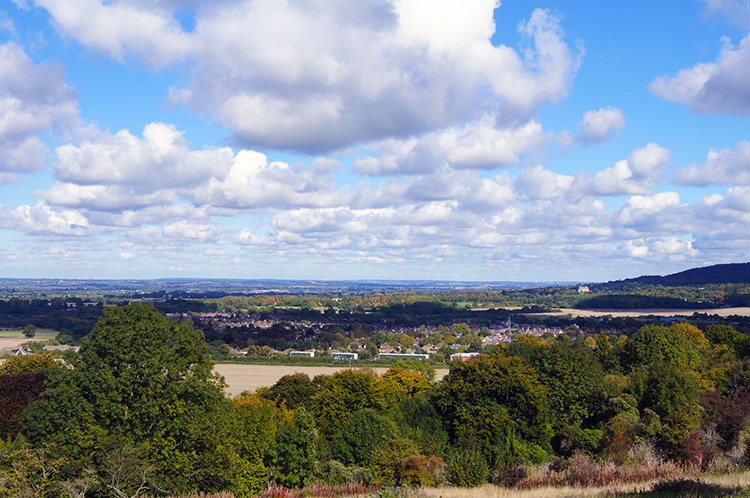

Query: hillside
<box><xmin>605</xmin><ymin>262</ymin><xmax>750</xmax><ymax>287</ymax></box>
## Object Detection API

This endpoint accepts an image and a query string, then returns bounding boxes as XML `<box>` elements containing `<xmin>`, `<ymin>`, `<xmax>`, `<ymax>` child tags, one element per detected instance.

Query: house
<box><xmin>1</xmin><ymin>346</ymin><xmax>34</xmax><ymax>356</ymax></box>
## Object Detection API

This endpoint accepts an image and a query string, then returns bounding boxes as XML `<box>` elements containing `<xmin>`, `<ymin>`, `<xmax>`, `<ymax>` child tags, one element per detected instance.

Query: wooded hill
<box><xmin>601</xmin><ymin>262</ymin><xmax>750</xmax><ymax>287</ymax></box>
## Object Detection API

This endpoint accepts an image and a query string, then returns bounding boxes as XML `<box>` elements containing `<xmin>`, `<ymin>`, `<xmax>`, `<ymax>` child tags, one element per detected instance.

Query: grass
<box><xmin>160</xmin><ymin>473</ymin><xmax>750</xmax><ymax>498</ymax></box>
<box><xmin>0</xmin><ymin>328</ymin><xmax>59</xmax><ymax>340</ymax></box>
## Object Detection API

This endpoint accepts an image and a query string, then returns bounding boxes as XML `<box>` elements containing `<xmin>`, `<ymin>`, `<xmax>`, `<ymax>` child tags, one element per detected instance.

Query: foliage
<box><xmin>262</xmin><ymin>373</ymin><xmax>319</xmax><ymax>409</ymax></box>
<box><xmin>0</xmin><ymin>352</ymin><xmax>60</xmax><ymax>375</ymax></box>
<box><xmin>621</xmin><ymin>324</ymin><xmax>700</xmax><ymax>372</ymax></box>
<box><xmin>379</xmin><ymin>366</ymin><xmax>431</xmax><ymax>407</ymax></box>
<box><xmin>23</xmin><ymin>323</ymin><xmax>36</xmax><ymax>338</ymax></box>
<box><xmin>432</xmin><ymin>350</ymin><xmax>549</xmax><ymax>458</ymax></box>
<box><xmin>20</xmin><ymin>303</ymin><xmax>242</xmax><ymax>495</ymax></box>
<box><xmin>446</xmin><ymin>448</ymin><xmax>489</xmax><ymax>487</ymax></box>
<box><xmin>0</xmin><ymin>440</ymin><xmax>65</xmax><ymax>498</ymax></box>
<box><xmin>329</xmin><ymin>409</ymin><xmax>397</xmax><ymax>466</ymax></box>
<box><xmin>268</xmin><ymin>408</ymin><xmax>318</xmax><ymax>488</ymax></box>
<box><xmin>313</xmin><ymin>369</ymin><xmax>385</xmax><ymax>440</ymax></box>
<box><xmin>0</xmin><ymin>371</ymin><xmax>47</xmax><ymax>439</ymax></box>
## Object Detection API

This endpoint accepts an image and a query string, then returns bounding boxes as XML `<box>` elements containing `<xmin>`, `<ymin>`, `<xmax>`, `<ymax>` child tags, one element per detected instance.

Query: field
<box><xmin>0</xmin><ymin>328</ymin><xmax>58</xmax><ymax>349</ymax></box>
<box><xmin>215</xmin><ymin>364</ymin><xmax>450</xmax><ymax>396</ymax></box>
<box><xmin>538</xmin><ymin>307</ymin><xmax>750</xmax><ymax>318</ymax></box>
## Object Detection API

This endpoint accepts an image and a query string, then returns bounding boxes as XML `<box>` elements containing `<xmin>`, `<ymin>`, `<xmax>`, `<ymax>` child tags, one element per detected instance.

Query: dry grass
<box><xmin>214</xmin><ymin>364</ymin><xmax>449</xmax><ymax>396</ymax></box>
<box><xmin>159</xmin><ymin>472</ymin><xmax>750</xmax><ymax>498</ymax></box>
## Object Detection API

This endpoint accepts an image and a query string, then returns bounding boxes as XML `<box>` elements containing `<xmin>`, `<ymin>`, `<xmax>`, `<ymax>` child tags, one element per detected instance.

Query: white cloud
<box><xmin>578</xmin><ymin>106</ymin><xmax>625</xmax><ymax>143</ymax></box>
<box><xmin>353</xmin><ymin>117</ymin><xmax>548</xmax><ymax>175</ymax></box>
<box><xmin>374</xmin><ymin>169</ymin><xmax>515</xmax><ymax>211</ymax></box>
<box><xmin>54</xmin><ymin>123</ymin><xmax>233</xmax><ymax>189</ymax></box>
<box><xmin>649</xmin><ymin>34</ymin><xmax>750</xmax><ymax>115</ymax></box>
<box><xmin>44</xmin><ymin>183</ymin><xmax>173</xmax><ymax>211</ymax></box>
<box><xmin>675</xmin><ymin>140</ymin><xmax>750</xmax><ymax>185</ymax></box>
<box><xmin>188</xmin><ymin>149</ymin><xmax>348</xmax><ymax>209</ymax></box>
<box><xmin>515</xmin><ymin>164</ymin><xmax>574</xmax><ymax>199</ymax></box>
<box><xmin>701</xmin><ymin>0</ymin><xmax>750</xmax><ymax>28</ymax></box>
<box><xmin>32</xmin><ymin>1</ymin><xmax>579</xmax><ymax>153</ymax></box>
<box><xmin>622</xmin><ymin>236</ymin><xmax>697</xmax><ymax>260</ymax></box>
<box><xmin>617</xmin><ymin>191</ymin><xmax>682</xmax><ymax>226</ymax></box>
<box><xmin>0</xmin><ymin>42</ymin><xmax>78</xmax><ymax>172</ymax></box>
<box><xmin>0</xmin><ymin>201</ymin><xmax>91</xmax><ymax>236</ymax></box>
<box><xmin>30</xmin><ymin>0</ymin><xmax>193</xmax><ymax>68</ymax></box>
<box><xmin>575</xmin><ymin>143</ymin><xmax>671</xmax><ymax>195</ymax></box>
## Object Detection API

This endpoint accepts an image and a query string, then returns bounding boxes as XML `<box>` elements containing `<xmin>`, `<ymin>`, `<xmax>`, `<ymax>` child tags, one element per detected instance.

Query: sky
<box><xmin>1</xmin><ymin>0</ymin><xmax>749</xmax><ymax>283</ymax></box>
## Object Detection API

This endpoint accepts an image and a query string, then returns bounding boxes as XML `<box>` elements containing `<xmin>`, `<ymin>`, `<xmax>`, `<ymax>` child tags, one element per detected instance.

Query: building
<box><xmin>331</xmin><ymin>352</ymin><xmax>358</xmax><ymax>360</ymax></box>
<box><xmin>450</xmin><ymin>352</ymin><xmax>481</xmax><ymax>361</ymax></box>
<box><xmin>289</xmin><ymin>350</ymin><xmax>315</xmax><ymax>358</ymax></box>
<box><xmin>376</xmin><ymin>353</ymin><xmax>429</xmax><ymax>361</ymax></box>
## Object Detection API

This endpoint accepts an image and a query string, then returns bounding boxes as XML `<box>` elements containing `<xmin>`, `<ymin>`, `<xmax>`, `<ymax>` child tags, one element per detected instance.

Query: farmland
<box><xmin>214</xmin><ymin>363</ymin><xmax>449</xmax><ymax>396</ymax></box>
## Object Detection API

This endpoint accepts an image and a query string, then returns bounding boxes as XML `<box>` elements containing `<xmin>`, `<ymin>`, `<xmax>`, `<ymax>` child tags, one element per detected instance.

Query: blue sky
<box><xmin>1</xmin><ymin>0</ymin><xmax>749</xmax><ymax>282</ymax></box>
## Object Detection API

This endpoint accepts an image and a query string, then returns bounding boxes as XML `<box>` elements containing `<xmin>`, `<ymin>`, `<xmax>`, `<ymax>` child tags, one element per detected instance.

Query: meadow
<box><xmin>0</xmin><ymin>328</ymin><xmax>58</xmax><ymax>349</ymax></box>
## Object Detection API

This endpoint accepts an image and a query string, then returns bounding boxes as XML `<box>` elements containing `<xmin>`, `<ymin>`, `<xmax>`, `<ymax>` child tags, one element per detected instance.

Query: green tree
<box><xmin>262</xmin><ymin>372</ymin><xmax>318</xmax><ymax>409</ymax></box>
<box><xmin>620</xmin><ymin>324</ymin><xmax>699</xmax><ymax>372</ymax></box>
<box><xmin>328</xmin><ymin>408</ymin><xmax>397</xmax><ymax>466</ymax></box>
<box><xmin>21</xmin><ymin>303</ymin><xmax>241</xmax><ymax>495</ymax></box>
<box><xmin>22</xmin><ymin>324</ymin><xmax>36</xmax><ymax>338</ymax></box>
<box><xmin>432</xmin><ymin>350</ymin><xmax>549</xmax><ymax>463</ymax></box>
<box><xmin>313</xmin><ymin>369</ymin><xmax>385</xmax><ymax>440</ymax></box>
<box><xmin>508</xmin><ymin>341</ymin><xmax>604</xmax><ymax>430</ymax></box>
<box><xmin>268</xmin><ymin>408</ymin><xmax>318</xmax><ymax>488</ymax></box>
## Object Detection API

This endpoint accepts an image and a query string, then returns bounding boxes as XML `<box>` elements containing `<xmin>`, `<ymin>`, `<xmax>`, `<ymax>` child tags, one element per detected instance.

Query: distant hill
<box><xmin>606</xmin><ymin>262</ymin><xmax>750</xmax><ymax>286</ymax></box>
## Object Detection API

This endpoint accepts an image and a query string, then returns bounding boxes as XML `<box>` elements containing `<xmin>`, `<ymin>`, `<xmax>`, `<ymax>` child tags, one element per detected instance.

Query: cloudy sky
<box><xmin>1</xmin><ymin>0</ymin><xmax>749</xmax><ymax>282</ymax></box>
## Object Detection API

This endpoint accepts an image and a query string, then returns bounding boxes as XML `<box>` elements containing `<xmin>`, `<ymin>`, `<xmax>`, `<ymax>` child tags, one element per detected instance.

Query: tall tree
<box><xmin>22</xmin><ymin>303</ymin><xmax>241</xmax><ymax>494</ymax></box>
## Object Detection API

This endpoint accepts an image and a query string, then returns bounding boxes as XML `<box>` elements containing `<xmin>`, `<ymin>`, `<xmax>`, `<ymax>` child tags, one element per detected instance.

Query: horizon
<box><xmin>2</xmin><ymin>1</ymin><xmax>750</xmax><ymax>282</ymax></box>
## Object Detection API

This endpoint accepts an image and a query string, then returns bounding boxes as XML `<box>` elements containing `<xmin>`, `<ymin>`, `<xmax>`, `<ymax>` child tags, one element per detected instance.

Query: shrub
<box><xmin>446</xmin><ymin>449</ymin><xmax>489</xmax><ymax>487</ymax></box>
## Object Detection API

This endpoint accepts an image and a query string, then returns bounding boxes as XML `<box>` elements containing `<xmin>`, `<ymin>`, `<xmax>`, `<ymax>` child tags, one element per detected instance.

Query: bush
<box><xmin>491</xmin><ymin>465</ymin><xmax>527</xmax><ymax>487</ymax></box>
<box><xmin>446</xmin><ymin>449</ymin><xmax>489</xmax><ymax>487</ymax></box>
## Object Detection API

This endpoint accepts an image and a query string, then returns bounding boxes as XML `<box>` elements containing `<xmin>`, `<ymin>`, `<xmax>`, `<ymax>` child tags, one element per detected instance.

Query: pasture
<box><xmin>0</xmin><ymin>328</ymin><xmax>58</xmax><ymax>349</ymax></box>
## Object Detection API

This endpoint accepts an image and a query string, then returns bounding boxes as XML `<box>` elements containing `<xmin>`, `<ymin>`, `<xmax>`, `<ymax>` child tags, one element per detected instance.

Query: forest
<box><xmin>4</xmin><ymin>303</ymin><xmax>750</xmax><ymax>497</ymax></box>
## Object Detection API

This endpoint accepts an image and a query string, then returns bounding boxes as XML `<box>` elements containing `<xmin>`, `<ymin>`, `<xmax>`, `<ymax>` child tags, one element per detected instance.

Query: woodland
<box><xmin>3</xmin><ymin>302</ymin><xmax>750</xmax><ymax>497</ymax></box>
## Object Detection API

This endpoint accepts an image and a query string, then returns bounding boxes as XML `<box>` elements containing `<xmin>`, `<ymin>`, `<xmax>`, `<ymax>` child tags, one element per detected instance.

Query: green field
<box><xmin>0</xmin><ymin>328</ymin><xmax>59</xmax><ymax>340</ymax></box>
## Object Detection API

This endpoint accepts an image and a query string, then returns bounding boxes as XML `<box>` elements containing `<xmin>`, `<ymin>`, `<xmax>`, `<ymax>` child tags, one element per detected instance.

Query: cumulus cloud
<box><xmin>649</xmin><ymin>34</ymin><xmax>750</xmax><ymax>115</ymax></box>
<box><xmin>578</xmin><ymin>106</ymin><xmax>625</xmax><ymax>143</ymax></box>
<box><xmin>353</xmin><ymin>117</ymin><xmax>548</xmax><ymax>175</ymax></box>
<box><xmin>30</xmin><ymin>1</ymin><xmax>580</xmax><ymax>153</ymax></box>
<box><xmin>617</xmin><ymin>191</ymin><xmax>683</xmax><ymax>227</ymax></box>
<box><xmin>575</xmin><ymin>143</ymin><xmax>671</xmax><ymax>195</ymax></box>
<box><xmin>44</xmin><ymin>183</ymin><xmax>174</xmax><ymax>211</ymax></box>
<box><xmin>28</xmin><ymin>0</ymin><xmax>193</xmax><ymax>68</ymax></box>
<box><xmin>188</xmin><ymin>150</ymin><xmax>348</xmax><ymax>209</ymax></box>
<box><xmin>54</xmin><ymin>123</ymin><xmax>233</xmax><ymax>189</ymax></box>
<box><xmin>515</xmin><ymin>164</ymin><xmax>574</xmax><ymax>199</ymax></box>
<box><xmin>374</xmin><ymin>169</ymin><xmax>516</xmax><ymax>211</ymax></box>
<box><xmin>675</xmin><ymin>140</ymin><xmax>750</xmax><ymax>185</ymax></box>
<box><xmin>0</xmin><ymin>201</ymin><xmax>91</xmax><ymax>236</ymax></box>
<box><xmin>622</xmin><ymin>236</ymin><xmax>697</xmax><ymax>259</ymax></box>
<box><xmin>0</xmin><ymin>42</ymin><xmax>78</xmax><ymax>172</ymax></box>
